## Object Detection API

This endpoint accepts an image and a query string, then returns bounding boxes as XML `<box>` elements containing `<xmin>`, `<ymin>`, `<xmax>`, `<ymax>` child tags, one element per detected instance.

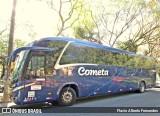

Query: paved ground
<box><xmin>0</xmin><ymin>92</ymin><xmax>15</xmax><ymax>107</ymax></box>
<box><xmin>1</xmin><ymin>88</ymin><xmax>160</xmax><ymax>116</ymax></box>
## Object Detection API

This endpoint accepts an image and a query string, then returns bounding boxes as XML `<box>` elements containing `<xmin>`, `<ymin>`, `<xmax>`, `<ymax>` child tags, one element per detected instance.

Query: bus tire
<box><xmin>58</xmin><ymin>87</ymin><xmax>76</xmax><ymax>106</ymax></box>
<box><xmin>137</xmin><ymin>81</ymin><xmax>145</xmax><ymax>93</ymax></box>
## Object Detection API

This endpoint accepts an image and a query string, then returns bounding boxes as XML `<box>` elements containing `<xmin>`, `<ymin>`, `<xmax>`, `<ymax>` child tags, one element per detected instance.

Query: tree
<box><xmin>72</xmin><ymin>1</ymin><xmax>100</xmax><ymax>43</ymax></box>
<box><xmin>85</xmin><ymin>0</ymin><xmax>144</xmax><ymax>47</ymax></box>
<box><xmin>0</xmin><ymin>28</ymin><xmax>7</xmax><ymax>36</ymax></box>
<box><xmin>72</xmin><ymin>0</ymin><xmax>146</xmax><ymax>47</ymax></box>
<box><xmin>117</xmin><ymin>40</ymin><xmax>138</xmax><ymax>53</ymax></box>
<box><xmin>0</xmin><ymin>35</ymin><xmax>26</xmax><ymax>79</ymax></box>
<box><xmin>47</xmin><ymin>0</ymin><xmax>84</xmax><ymax>36</ymax></box>
<box><xmin>117</xmin><ymin>19</ymin><xmax>160</xmax><ymax>54</ymax></box>
<box><xmin>117</xmin><ymin>0</ymin><xmax>160</xmax><ymax>58</ymax></box>
<box><xmin>0</xmin><ymin>19</ymin><xmax>8</xmax><ymax>80</ymax></box>
<box><xmin>14</xmin><ymin>39</ymin><xmax>26</xmax><ymax>48</ymax></box>
<box><xmin>0</xmin><ymin>25</ymin><xmax>9</xmax><ymax>80</ymax></box>
<box><xmin>0</xmin><ymin>53</ymin><xmax>7</xmax><ymax>79</ymax></box>
<box><xmin>3</xmin><ymin>0</ymin><xmax>17</xmax><ymax>102</ymax></box>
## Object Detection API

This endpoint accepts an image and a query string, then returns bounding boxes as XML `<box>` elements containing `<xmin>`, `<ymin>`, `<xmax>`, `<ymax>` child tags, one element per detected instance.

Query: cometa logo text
<box><xmin>78</xmin><ymin>67</ymin><xmax>109</xmax><ymax>76</ymax></box>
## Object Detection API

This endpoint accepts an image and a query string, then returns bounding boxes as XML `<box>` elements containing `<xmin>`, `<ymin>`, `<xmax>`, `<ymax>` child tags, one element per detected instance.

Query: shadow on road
<box><xmin>8</xmin><ymin>88</ymin><xmax>160</xmax><ymax>113</ymax></box>
<box><xmin>9</xmin><ymin>91</ymin><xmax>141</xmax><ymax>108</ymax></box>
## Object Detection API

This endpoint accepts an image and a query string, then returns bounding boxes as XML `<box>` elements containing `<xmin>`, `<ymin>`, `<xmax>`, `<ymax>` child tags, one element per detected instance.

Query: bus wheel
<box><xmin>58</xmin><ymin>87</ymin><xmax>76</xmax><ymax>106</ymax></box>
<box><xmin>137</xmin><ymin>82</ymin><xmax>145</xmax><ymax>93</ymax></box>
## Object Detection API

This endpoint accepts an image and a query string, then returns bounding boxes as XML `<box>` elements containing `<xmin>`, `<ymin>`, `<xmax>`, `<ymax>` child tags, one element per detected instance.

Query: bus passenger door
<box><xmin>24</xmin><ymin>51</ymin><xmax>47</xmax><ymax>102</ymax></box>
<box><xmin>24</xmin><ymin>50</ymin><xmax>59</xmax><ymax>103</ymax></box>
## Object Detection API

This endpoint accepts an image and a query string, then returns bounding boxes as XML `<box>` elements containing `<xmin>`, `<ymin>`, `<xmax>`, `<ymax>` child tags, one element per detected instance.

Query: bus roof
<box><xmin>35</xmin><ymin>37</ymin><xmax>153</xmax><ymax>59</ymax></box>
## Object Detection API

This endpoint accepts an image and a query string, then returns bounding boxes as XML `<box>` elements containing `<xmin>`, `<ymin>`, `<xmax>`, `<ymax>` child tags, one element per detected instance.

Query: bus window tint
<box><xmin>60</xmin><ymin>43</ymin><xmax>98</xmax><ymax>64</ymax></box>
<box><xmin>60</xmin><ymin>42</ymin><xmax>155</xmax><ymax>69</ymax></box>
<box><xmin>34</xmin><ymin>40</ymin><xmax>67</xmax><ymax>49</ymax></box>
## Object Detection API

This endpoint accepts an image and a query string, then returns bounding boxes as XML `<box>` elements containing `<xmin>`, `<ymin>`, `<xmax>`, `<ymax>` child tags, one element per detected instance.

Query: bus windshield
<box><xmin>14</xmin><ymin>51</ymin><xmax>26</xmax><ymax>70</ymax></box>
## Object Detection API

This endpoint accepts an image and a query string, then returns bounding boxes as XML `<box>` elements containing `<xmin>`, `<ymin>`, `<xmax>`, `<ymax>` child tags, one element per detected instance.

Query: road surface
<box><xmin>1</xmin><ymin>88</ymin><xmax>160</xmax><ymax>116</ymax></box>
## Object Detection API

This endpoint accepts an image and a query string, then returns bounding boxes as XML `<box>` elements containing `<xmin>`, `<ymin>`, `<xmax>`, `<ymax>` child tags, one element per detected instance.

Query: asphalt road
<box><xmin>1</xmin><ymin>88</ymin><xmax>160</xmax><ymax>116</ymax></box>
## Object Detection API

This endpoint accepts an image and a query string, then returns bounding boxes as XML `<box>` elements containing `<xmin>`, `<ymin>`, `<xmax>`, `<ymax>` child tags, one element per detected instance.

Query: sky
<box><xmin>0</xmin><ymin>0</ymin><xmax>97</xmax><ymax>42</ymax></box>
<box><xmin>0</xmin><ymin>0</ymin><xmax>59</xmax><ymax>44</ymax></box>
<box><xmin>0</xmin><ymin>0</ymin><xmax>12</xmax><ymax>32</ymax></box>
<box><xmin>0</xmin><ymin>0</ymin><xmax>155</xmax><ymax>49</ymax></box>
<box><xmin>0</xmin><ymin>0</ymin><xmax>97</xmax><ymax>44</ymax></box>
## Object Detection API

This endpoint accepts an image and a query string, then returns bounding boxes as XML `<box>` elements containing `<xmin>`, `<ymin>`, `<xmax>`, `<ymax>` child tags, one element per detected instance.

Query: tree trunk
<box><xmin>3</xmin><ymin>0</ymin><xmax>17</xmax><ymax>102</ymax></box>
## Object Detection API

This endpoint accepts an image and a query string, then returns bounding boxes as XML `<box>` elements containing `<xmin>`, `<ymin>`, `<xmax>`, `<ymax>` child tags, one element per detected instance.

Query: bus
<box><xmin>9</xmin><ymin>37</ymin><xmax>156</xmax><ymax>106</ymax></box>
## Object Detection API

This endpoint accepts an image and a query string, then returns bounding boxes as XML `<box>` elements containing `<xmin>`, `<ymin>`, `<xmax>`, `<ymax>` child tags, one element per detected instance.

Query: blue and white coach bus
<box><xmin>9</xmin><ymin>37</ymin><xmax>156</xmax><ymax>106</ymax></box>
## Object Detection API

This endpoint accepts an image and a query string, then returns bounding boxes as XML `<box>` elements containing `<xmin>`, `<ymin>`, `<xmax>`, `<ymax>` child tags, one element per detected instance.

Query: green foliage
<box><xmin>73</xmin><ymin>26</ymin><xmax>94</xmax><ymax>40</ymax></box>
<box><xmin>0</xmin><ymin>34</ymin><xmax>9</xmax><ymax>55</ymax></box>
<box><xmin>117</xmin><ymin>40</ymin><xmax>138</xmax><ymax>53</ymax></box>
<box><xmin>0</xmin><ymin>32</ymin><xmax>26</xmax><ymax>79</ymax></box>
<box><xmin>0</xmin><ymin>37</ymin><xmax>26</xmax><ymax>56</ymax></box>
<box><xmin>14</xmin><ymin>39</ymin><xmax>26</xmax><ymax>49</ymax></box>
<box><xmin>72</xmin><ymin>0</ymin><xmax>95</xmax><ymax>41</ymax></box>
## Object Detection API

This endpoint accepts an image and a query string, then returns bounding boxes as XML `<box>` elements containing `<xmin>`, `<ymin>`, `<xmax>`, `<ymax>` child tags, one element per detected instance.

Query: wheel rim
<box><xmin>61</xmin><ymin>91</ymin><xmax>73</xmax><ymax>103</ymax></box>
